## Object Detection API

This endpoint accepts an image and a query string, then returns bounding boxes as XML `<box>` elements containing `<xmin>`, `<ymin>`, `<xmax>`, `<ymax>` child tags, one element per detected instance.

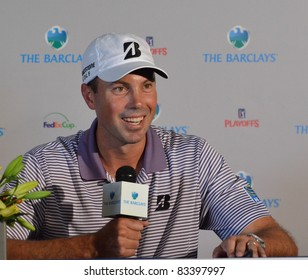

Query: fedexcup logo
<box><xmin>43</xmin><ymin>112</ymin><xmax>76</xmax><ymax>129</ymax></box>
<box><xmin>45</xmin><ymin>26</ymin><xmax>68</xmax><ymax>51</ymax></box>
<box><xmin>228</xmin><ymin>26</ymin><xmax>249</xmax><ymax>50</ymax></box>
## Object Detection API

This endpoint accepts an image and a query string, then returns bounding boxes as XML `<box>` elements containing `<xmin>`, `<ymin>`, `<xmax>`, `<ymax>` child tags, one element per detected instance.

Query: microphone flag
<box><xmin>102</xmin><ymin>166</ymin><xmax>149</xmax><ymax>220</ymax></box>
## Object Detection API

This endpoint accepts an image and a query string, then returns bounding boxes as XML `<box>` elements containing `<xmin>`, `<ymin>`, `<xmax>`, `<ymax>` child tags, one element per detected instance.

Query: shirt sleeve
<box><xmin>198</xmin><ymin>141</ymin><xmax>270</xmax><ymax>240</ymax></box>
<box><xmin>6</xmin><ymin>152</ymin><xmax>48</xmax><ymax>240</ymax></box>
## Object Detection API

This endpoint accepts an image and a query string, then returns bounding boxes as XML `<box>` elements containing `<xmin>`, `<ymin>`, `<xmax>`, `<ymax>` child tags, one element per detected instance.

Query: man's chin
<box><xmin>121</xmin><ymin>131</ymin><xmax>147</xmax><ymax>145</ymax></box>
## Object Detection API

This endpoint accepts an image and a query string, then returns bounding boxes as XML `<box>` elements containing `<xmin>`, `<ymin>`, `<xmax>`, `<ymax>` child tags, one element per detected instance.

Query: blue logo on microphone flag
<box><xmin>102</xmin><ymin>181</ymin><xmax>149</xmax><ymax>219</ymax></box>
<box><xmin>132</xmin><ymin>192</ymin><xmax>138</xmax><ymax>200</ymax></box>
<box><xmin>110</xmin><ymin>192</ymin><xmax>115</xmax><ymax>200</ymax></box>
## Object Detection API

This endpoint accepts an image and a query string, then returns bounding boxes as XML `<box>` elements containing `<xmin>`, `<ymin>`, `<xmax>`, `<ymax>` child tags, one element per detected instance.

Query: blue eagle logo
<box><xmin>45</xmin><ymin>26</ymin><xmax>68</xmax><ymax>50</ymax></box>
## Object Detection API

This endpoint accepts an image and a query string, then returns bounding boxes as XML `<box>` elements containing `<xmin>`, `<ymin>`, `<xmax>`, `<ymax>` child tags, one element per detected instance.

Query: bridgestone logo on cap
<box><xmin>123</xmin><ymin>42</ymin><xmax>141</xmax><ymax>60</ymax></box>
<box><xmin>82</xmin><ymin>62</ymin><xmax>95</xmax><ymax>76</ymax></box>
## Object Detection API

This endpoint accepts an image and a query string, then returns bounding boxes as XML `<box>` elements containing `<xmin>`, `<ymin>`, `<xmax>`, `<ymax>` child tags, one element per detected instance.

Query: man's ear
<box><xmin>81</xmin><ymin>83</ymin><xmax>95</xmax><ymax>110</ymax></box>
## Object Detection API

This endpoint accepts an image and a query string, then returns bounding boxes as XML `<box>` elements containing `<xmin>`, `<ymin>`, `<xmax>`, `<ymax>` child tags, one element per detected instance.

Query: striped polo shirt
<box><xmin>7</xmin><ymin>119</ymin><xmax>270</xmax><ymax>258</ymax></box>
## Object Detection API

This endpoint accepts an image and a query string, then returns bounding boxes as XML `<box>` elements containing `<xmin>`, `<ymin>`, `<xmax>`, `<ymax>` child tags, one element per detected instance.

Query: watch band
<box><xmin>247</xmin><ymin>233</ymin><xmax>266</xmax><ymax>249</ymax></box>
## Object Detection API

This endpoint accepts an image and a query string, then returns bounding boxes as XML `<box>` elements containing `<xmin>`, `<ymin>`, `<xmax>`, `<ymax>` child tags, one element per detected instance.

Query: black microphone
<box><xmin>102</xmin><ymin>166</ymin><xmax>149</xmax><ymax>220</ymax></box>
<box><xmin>115</xmin><ymin>166</ymin><xmax>137</xmax><ymax>183</ymax></box>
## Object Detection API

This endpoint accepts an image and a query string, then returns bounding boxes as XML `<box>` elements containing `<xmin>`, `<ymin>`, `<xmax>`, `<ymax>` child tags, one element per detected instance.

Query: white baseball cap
<box><xmin>81</xmin><ymin>33</ymin><xmax>168</xmax><ymax>83</ymax></box>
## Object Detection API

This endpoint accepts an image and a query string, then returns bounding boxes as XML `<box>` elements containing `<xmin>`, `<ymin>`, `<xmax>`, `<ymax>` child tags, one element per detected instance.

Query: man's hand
<box><xmin>212</xmin><ymin>216</ymin><xmax>298</xmax><ymax>258</ymax></box>
<box><xmin>93</xmin><ymin>217</ymin><xmax>149</xmax><ymax>258</ymax></box>
<box><xmin>7</xmin><ymin>217</ymin><xmax>149</xmax><ymax>259</ymax></box>
<box><xmin>212</xmin><ymin>234</ymin><xmax>267</xmax><ymax>258</ymax></box>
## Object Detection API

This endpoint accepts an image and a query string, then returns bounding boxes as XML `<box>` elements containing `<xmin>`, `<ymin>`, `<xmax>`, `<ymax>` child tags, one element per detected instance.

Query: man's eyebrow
<box><xmin>110</xmin><ymin>78</ymin><xmax>152</xmax><ymax>86</ymax></box>
<box><xmin>108</xmin><ymin>80</ymin><xmax>129</xmax><ymax>86</ymax></box>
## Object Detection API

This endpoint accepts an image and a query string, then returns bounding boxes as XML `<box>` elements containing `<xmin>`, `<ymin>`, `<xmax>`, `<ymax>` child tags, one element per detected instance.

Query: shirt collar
<box><xmin>78</xmin><ymin>119</ymin><xmax>166</xmax><ymax>181</ymax></box>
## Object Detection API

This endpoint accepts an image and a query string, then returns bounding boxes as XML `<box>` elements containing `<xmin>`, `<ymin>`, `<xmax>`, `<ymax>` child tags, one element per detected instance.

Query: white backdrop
<box><xmin>1</xmin><ymin>0</ymin><xmax>307</xmax><ymax>257</ymax></box>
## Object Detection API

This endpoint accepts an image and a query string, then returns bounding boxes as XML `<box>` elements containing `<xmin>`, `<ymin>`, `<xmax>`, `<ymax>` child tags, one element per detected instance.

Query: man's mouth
<box><xmin>123</xmin><ymin>116</ymin><xmax>144</xmax><ymax>125</ymax></box>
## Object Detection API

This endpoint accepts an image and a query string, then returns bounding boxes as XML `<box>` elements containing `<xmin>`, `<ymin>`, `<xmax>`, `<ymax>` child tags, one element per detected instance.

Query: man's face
<box><xmin>89</xmin><ymin>73</ymin><xmax>157</xmax><ymax>147</ymax></box>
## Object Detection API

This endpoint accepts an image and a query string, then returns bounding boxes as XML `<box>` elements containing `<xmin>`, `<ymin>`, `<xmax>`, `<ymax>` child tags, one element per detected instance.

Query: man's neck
<box><xmin>96</xmin><ymin>136</ymin><xmax>146</xmax><ymax>178</ymax></box>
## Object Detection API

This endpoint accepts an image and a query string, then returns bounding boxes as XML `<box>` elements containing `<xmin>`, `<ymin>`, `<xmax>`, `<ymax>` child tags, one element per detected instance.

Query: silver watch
<box><xmin>247</xmin><ymin>233</ymin><xmax>266</xmax><ymax>249</ymax></box>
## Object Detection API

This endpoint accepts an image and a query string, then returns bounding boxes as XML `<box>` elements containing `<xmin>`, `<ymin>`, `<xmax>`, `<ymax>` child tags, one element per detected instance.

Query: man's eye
<box><xmin>112</xmin><ymin>86</ymin><xmax>128</xmax><ymax>94</ymax></box>
<box><xmin>144</xmin><ymin>82</ymin><xmax>154</xmax><ymax>91</ymax></box>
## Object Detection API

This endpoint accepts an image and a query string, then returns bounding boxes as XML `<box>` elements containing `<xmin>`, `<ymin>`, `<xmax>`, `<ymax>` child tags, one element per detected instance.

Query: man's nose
<box><xmin>128</xmin><ymin>87</ymin><xmax>143</xmax><ymax>108</ymax></box>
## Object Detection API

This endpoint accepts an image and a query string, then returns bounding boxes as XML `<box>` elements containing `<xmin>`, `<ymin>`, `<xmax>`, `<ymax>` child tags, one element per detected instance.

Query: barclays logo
<box><xmin>228</xmin><ymin>26</ymin><xmax>249</xmax><ymax>50</ymax></box>
<box><xmin>132</xmin><ymin>192</ymin><xmax>138</xmax><ymax>200</ymax></box>
<box><xmin>20</xmin><ymin>25</ymin><xmax>82</xmax><ymax>64</ymax></box>
<box><xmin>237</xmin><ymin>171</ymin><xmax>261</xmax><ymax>203</ymax></box>
<box><xmin>203</xmin><ymin>25</ymin><xmax>278</xmax><ymax>64</ymax></box>
<box><xmin>45</xmin><ymin>26</ymin><xmax>68</xmax><ymax>51</ymax></box>
<box><xmin>110</xmin><ymin>191</ymin><xmax>115</xmax><ymax>200</ymax></box>
<box><xmin>237</xmin><ymin>171</ymin><xmax>280</xmax><ymax>208</ymax></box>
<box><xmin>152</xmin><ymin>104</ymin><xmax>189</xmax><ymax>134</ymax></box>
<box><xmin>294</xmin><ymin>125</ymin><xmax>308</xmax><ymax>134</ymax></box>
<box><xmin>262</xmin><ymin>198</ymin><xmax>280</xmax><ymax>208</ymax></box>
<box><xmin>237</xmin><ymin>171</ymin><xmax>253</xmax><ymax>187</ymax></box>
<box><xmin>153</xmin><ymin>104</ymin><xmax>161</xmax><ymax>122</ymax></box>
<box><xmin>158</xmin><ymin>125</ymin><xmax>189</xmax><ymax>135</ymax></box>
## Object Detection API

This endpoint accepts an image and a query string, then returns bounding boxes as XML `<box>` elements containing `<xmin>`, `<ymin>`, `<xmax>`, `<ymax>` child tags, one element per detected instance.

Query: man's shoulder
<box><xmin>151</xmin><ymin>125</ymin><xmax>206</xmax><ymax>147</ymax></box>
<box><xmin>26</xmin><ymin>130</ymin><xmax>84</xmax><ymax>158</ymax></box>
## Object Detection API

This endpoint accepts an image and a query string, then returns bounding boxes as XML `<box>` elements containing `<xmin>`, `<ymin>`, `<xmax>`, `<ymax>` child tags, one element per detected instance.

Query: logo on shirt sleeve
<box><xmin>244</xmin><ymin>184</ymin><xmax>261</xmax><ymax>203</ymax></box>
<box><xmin>237</xmin><ymin>171</ymin><xmax>261</xmax><ymax>203</ymax></box>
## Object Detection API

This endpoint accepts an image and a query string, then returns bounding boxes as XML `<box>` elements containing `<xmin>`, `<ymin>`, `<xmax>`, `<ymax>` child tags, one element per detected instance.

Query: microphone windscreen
<box><xmin>115</xmin><ymin>166</ymin><xmax>137</xmax><ymax>183</ymax></box>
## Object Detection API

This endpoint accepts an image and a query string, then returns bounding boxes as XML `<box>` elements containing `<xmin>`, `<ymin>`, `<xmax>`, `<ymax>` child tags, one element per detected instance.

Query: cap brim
<box><xmin>97</xmin><ymin>61</ymin><xmax>168</xmax><ymax>82</ymax></box>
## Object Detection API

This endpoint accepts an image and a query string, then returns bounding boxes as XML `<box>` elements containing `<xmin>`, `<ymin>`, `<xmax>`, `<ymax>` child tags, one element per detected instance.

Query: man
<box><xmin>6</xmin><ymin>33</ymin><xmax>297</xmax><ymax>259</ymax></box>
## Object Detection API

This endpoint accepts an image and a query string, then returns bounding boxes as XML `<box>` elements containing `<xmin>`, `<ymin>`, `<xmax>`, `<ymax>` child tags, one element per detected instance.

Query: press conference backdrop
<box><xmin>1</xmin><ymin>0</ymin><xmax>307</xmax><ymax>257</ymax></box>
